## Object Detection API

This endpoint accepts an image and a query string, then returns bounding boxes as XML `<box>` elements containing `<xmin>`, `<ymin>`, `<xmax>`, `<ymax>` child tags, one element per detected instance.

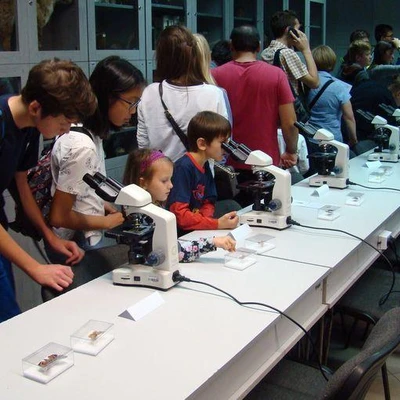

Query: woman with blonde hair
<box><xmin>193</xmin><ymin>33</ymin><xmax>232</xmax><ymax>125</ymax></box>
<box><xmin>308</xmin><ymin>45</ymin><xmax>357</xmax><ymax>146</ymax></box>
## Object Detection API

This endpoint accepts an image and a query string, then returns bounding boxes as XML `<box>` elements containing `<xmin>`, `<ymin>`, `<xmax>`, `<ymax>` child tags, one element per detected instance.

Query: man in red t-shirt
<box><xmin>212</xmin><ymin>25</ymin><xmax>298</xmax><ymax>167</ymax></box>
<box><xmin>211</xmin><ymin>25</ymin><xmax>298</xmax><ymax>205</ymax></box>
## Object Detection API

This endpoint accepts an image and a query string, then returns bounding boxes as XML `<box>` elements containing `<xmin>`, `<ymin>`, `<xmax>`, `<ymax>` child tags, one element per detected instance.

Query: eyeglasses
<box><xmin>117</xmin><ymin>96</ymin><xmax>141</xmax><ymax>111</ymax></box>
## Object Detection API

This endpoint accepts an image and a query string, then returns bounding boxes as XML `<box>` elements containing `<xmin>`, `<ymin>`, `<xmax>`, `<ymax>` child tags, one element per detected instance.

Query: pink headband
<box><xmin>140</xmin><ymin>150</ymin><xmax>165</xmax><ymax>174</ymax></box>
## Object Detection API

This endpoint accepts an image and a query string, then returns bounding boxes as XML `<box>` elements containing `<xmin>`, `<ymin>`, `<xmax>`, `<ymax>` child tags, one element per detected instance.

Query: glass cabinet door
<box><xmin>88</xmin><ymin>0</ymin><xmax>145</xmax><ymax>61</ymax></box>
<box><xmin>308</xmin><ymin>0</ymin><xmax>325</xmax><ymax>48</ymax></box>
<box><xmin>0</xmin><ymin>65</ymin><xmax>27</xmax><ymax>97</ymax></box>
<box><xmin>193</xmin><ymin>1</ymin><xmax>225</xmax><ymax>46</ymax></box>
<box><xmin>233</xmin><ymin>0</ymin><xmax>257</xmax><ymax>27</ymax></box>
<box><xmin>0</xmin><ymin>1</ymin><xmax>28</xmax><ymax>64</ymax></box>
<box><xmin>145</xmin><ymin>0</ymin><xmax>187</xmax><ymax>82</ymax></box>
<box><xmin>148</xmin><ymin>0</ymin><xmax>186</xmax><ymax>51</ymax></box>
<box><xmin>288</xmin><ymin>0</ymin><xmax>325</xmax><ymax>46</ymax></box>
<box><xmin>27</xmin><ymin>0</ymin><xmax>88</xmax><ymax>62</ymax></box>
<box><xmin>263</xmin><ymin>0</ymin><xmax>286</xmax><ymax>48</ymax></box>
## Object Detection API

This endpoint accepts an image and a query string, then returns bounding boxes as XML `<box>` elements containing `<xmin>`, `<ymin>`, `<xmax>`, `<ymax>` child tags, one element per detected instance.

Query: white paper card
<box><xmin>228</xmin><ymin>223</ymin><xmax>253</xmax><ymax>247</ymax></box>
<box><xmin>293</xmin><ymin>200</ymin><xmax>324</xmax><ymax>209</ymax></box>
<box><xmin>311</xmin><ymin>184</ymin><xmax>329</xmax><ymax>197</ymax></box>
<box><xmin>122</xmin><ymin>292</ymin><xmax>164</xmax><ymax>321</ymax></box>
<box><xmin>365</xmin><ymin>160</ymin><xmax>381</xmax><ymax>169</ymax></box>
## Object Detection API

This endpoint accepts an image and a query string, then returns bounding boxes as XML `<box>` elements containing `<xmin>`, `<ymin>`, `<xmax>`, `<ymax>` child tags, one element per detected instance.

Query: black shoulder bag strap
<box><xmin>158</xmin><ymin>82</ymin><xmax>189</xmax><ymax>151</ymax></box>
<box><xmin>273</xmin><ymin>48</ymin><xmax>283</xmax><ymax>68</ymax></box>
<box><xmin>273</xmin><ymin>48</ymin><xmax>299</xmax><ymax>98</ymax></box>
<box><xmin>308</xmin><ymin>79</ymin><xmax>334</xmax><ymax>110</ymax></box>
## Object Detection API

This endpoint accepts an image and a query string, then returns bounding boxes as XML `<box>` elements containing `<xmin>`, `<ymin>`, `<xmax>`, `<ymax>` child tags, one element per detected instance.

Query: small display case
<box><xmin>245</xmin><ymin>233</ymin><xmax>275</xmax><ymax>254</ymax></box>
<box><xmin>71</xmin><ymin>320</ymin><xmax>114</xmax><ymax>356</ymax></box>
<box><xmin>368</xmin><ymin>170</ymin><xmax>386</xmax><ymax>183</ymax></box>
<box><xmin>22</xmin><ymin>342</ymin><xmax>74</xmax><ymax>384</ymax></box>
<box><xmin>224</xmin><ymin>251</ymin><xmax>256</xmax><ymax>271</ymax></box>
<box><xmin>318</xmin><ymin>205</ymin><xmax>340</xmax><ymax>221</ymax></box>
<box><xmin>346</xmin><ymin>191</ymin><xmax>365</xmax><ymax>206</ymax></box>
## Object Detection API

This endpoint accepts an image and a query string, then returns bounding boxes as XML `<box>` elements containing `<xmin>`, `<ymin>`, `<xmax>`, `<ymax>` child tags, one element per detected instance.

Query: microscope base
<box><xmin>239</xmin><ymin>211</ymin><xmax>290</xmax><ymax>230</ymax></box>
<box><xmin>112</xmin><ymin>264</ymin><xmax>179</xmax><ymax>290</ymax></box>
<box><xmin>367</xmin><ymin>152</ymin><xmax>399</xmax><ymax>163</ymax></box>
<box><xmin>309</xmin><ymin>175</ymin><xmax>348</xmax><ymax>189</ymax></box>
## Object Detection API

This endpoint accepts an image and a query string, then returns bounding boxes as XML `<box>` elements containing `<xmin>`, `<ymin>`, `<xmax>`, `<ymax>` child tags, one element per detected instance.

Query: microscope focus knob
<box><xmin>145</xmin><ymin>250</ymin><xmax>166</xmax><ymax>266</ymax></box>
<box><xmin>268</xmin><ymin>199</ymin><xmax>282</xmax><ymax>211</ymax></box>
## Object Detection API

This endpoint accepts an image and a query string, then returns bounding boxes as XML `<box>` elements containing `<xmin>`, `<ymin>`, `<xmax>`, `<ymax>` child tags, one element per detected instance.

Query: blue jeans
<box><xmin>0</xmin><ymin>254</ymin><xmax>21</xmax><ymax>323</ymax></box>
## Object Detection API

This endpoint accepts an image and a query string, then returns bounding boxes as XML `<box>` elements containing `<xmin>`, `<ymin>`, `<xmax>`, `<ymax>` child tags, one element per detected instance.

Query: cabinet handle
<box><xmin>28</xmin><ymin>0</ymin><xmax>33</xmax><ymax>5</ymax></box>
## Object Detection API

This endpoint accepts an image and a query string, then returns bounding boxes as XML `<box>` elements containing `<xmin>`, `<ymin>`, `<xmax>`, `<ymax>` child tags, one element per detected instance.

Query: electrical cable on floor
<box><xmin>172</xmin><ymin>272</ymin><xmax>330</xmax><ymax>382</ymax></box>
<box><xmin>288</xmin><ymin>218</ymin><xmax>396</xmax><ymax>305</ymax></box>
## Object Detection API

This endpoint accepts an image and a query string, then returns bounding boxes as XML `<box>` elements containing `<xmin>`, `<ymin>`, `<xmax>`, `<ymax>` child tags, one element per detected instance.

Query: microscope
<box><xmin>222</xmin><ymin>139</ymin><xmax>292</xmax><ymax>230</ymax></box>
<box><xmin>356</xmin><ymin>109</ymin><xmax>399</xmax><ymax>162</ymax></box>
<box><xmin>83</xmin><ymin>172</ymin><xmax>180</xmax><ymax>290</ymax></box>
<box><xmin>379</xmin><ymin>103</ymin><xmax>400</xmax><ymax>127</ymax></box>
<box><xmin>295</xmin><ymin>121</ymin><xmax>349</xmax><ymax>189</ymax></box>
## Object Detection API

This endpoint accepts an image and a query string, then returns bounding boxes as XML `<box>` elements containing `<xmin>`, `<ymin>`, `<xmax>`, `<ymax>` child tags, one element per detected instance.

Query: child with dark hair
<box><xmin>0</xmin><ymin>58</ymin><xmax>97</xmax><ymax>322</ymax></box>
<box><xmin>211</xmin><ymin>40</ymin><xmax>232</xmax><ymax>68</ymax></box>
<box><xmin>167</xmin><ymin>111</ymin><xmax>239</xmax><ymax>233</ymax></box>
<box><xmin>123</xmin><ymin>148</ymin><xmax>236</xmax><ymax>262</ymax></box>
<box><xmin>368</xmin><ymin>41</ymin><xmax>400</xmax><ymax>88</ymax></box>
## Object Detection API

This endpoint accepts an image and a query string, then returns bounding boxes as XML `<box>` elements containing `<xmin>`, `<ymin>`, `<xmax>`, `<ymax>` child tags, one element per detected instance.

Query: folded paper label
<box><xmin>119</xmin><ymin>292</ymin><xmax>165</xmax><ymax>321</ymax></box>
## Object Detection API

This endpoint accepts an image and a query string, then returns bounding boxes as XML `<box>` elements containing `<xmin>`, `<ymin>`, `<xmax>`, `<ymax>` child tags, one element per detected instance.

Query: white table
<box><xmin>349</xmin><ymin>150</ymin><xmax>400</xmax><ymax>190</ymax></box>
<box><xmin>0</xmin><ymin>253</ymin><xmax>328</xmax><ymax>400</ymax></box>
<box><xmin>212</xmin><ymin>175</ymin><xmax>400</xmax><ymax>306</ymax></box>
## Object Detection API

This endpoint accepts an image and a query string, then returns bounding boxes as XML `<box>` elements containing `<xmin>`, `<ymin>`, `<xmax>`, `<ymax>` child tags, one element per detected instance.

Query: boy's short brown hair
<box><xmin>21</xmin><ymin>58</ymin><xmax>97</xmax><ymax>121</ymax></box>
<box><xmin>187</xmin><ymin>111</ymin><xmax>231</xmax><ymax>152</ymax></box>
<box><xmin>348</xmin><ymin>40</ymin><xmax>371</xmax><ymax>63</ymax></box>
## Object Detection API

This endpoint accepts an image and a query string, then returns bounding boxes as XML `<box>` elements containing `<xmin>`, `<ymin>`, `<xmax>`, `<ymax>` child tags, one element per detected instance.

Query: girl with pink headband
<box><xmin>123</xmin><ymin>149</ymin><xmax>236</xmax><ymax>262</ymax></box>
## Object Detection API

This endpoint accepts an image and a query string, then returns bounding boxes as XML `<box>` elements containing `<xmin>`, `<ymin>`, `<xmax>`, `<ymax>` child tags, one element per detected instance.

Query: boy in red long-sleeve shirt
<box><xmin>167</xmin><ymin>111</ymin><xmax>238</xmax><ymax>234</ymax></box>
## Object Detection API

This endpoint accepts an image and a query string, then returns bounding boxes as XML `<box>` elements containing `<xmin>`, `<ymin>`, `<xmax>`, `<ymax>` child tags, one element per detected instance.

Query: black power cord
<box><xmin>348</xmin><ymin>180</ymin><xmax>400</xmax><ymax>192</ymax></box>
<box><xmin>288</xmin><ymin>218</ymin><xmax>396</xmax><ymax>305</ymax></box>
<box><xmin>172</xmin><ymin>272</ymin><xmax>330</xmax><ymax>381</ymax></box>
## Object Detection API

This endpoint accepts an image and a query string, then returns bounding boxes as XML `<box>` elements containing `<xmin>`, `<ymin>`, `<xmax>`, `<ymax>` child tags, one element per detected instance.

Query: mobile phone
<box><xmin>288</xmin><ymin>27</ymin><xmax>300</xmax><ymax>38</ymax></box>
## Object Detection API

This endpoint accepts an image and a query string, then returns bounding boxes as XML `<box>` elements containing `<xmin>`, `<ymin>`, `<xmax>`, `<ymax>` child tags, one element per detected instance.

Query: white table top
<box><xmin>349</xmin><ymin>150</ymin><xmax>400</xmax><ymax>190</ymax></box>
<box><xmin>0</xmin><ymin>253</ymin><xmax>328</xmax><ymax>400</ymax></box>
<box><xmin>236</xmin><ymin>181</ymin><xmax>400</xmax><ymax>269</ymax></box>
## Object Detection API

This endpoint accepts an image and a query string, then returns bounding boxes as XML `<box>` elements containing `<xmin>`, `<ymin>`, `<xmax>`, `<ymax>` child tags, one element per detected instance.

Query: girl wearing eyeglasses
<box><xmin>48</xmin><ymin>56</ymin><xmax>145</xmax><ymax>253</ymax></box>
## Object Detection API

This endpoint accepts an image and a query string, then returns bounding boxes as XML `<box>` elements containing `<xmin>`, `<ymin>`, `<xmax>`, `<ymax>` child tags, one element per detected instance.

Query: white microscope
<box><xmin>295</xmin><ymin>121</ymin><xmax>349</xmax><ymax>189</ymax></box>
<box><xmin>356</xmin><ymin>109</ymin><xmax>399</xmax><ymax>163</ymax></box>
<box><xmin>83</xmin><ymin>172</ymin><xmax>180</xmax><ymax>290</ymax></box>
<box><xmin>222</xmin><ymin>139</ymin><xmax>292</xmax><ymax>230</ymax></box>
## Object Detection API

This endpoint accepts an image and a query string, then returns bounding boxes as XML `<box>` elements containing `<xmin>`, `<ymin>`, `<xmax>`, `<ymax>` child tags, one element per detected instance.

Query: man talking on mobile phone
<box><xmin>261</xmin><ymin>9</ymin><xmax>319</xmax><ymax>95</ymax></box>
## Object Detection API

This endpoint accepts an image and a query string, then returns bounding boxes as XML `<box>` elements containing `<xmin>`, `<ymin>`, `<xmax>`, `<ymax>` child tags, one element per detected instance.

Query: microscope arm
<box><xmin>264</xmin><ymin>165</ymin><xmax>291</xmax><ymax>216</ymax></box>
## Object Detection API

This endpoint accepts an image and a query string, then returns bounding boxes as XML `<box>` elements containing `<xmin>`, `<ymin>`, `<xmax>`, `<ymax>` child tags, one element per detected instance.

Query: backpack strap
<box><xmin>308</xmin><ymin>79</ymin><xmax>334</xmax><ymax>110</ymax></box>
<box><xmin>273</xmin><ymin>48</ymin><xmax>283</xmax><ymax>68</ymax></box>
<box><xmin>158</xmin><ymin>82</ymin><xmax>189</xmax><ymax>151</ymax></box>
<box><xmin>70</xmin><ymin>126</ymin><xmax>93</xmax><ymax>141</ymax></box>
